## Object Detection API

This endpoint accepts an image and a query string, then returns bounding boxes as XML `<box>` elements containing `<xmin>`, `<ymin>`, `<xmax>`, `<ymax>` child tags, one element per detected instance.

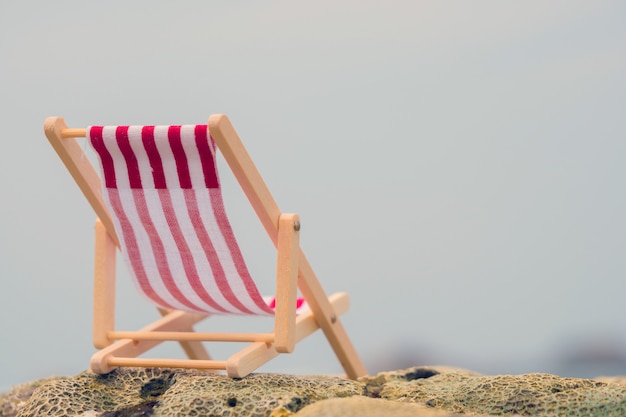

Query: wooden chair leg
<box><xmin>298</xmin><ymin>252</ymin><xmax>369</xmax><ymax>379</ymax></box>
<box><xmin>227</xmin><ymin>292</ymin><xmax>350</xmax><ymax>378</ymax></box>
<box><xmin>93</xmin><ymin>219</ymin><xmax>116</xmax><ymax>349</ymax></box>
<box><xmin>274</xmin><ymin>213</ymin><xmax>300</xmax><ymax>353</ymax></box>
<box><xmin>209</xmin><ymin>114</ymin><xmax>368</xmax><ymax>379</ymax></box>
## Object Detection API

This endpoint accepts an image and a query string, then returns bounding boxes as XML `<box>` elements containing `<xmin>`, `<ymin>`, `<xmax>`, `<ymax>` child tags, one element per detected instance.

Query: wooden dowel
<box><xmin>61</xmin><ymin>128</ymin><xmax>87</xmax><ymax>138</ymax></box>
<box><xmin>108</xmin><ymin>357</ymin><xmax>228</xmax><ymax>370</ymax></box>
<box><xmin>109</xmin><ymin>331</ymin><xmax>275</xmax><ymax>343</ymax></box>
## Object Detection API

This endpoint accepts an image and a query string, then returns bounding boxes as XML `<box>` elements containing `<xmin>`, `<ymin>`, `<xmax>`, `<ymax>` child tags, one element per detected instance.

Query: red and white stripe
<box><xmin>88</xmin><ymin>124</ymin><xmax>277</xmax><ymax>315</ymax></box>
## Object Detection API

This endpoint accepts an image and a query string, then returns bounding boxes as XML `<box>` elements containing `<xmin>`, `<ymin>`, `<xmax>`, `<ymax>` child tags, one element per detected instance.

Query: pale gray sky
<box><xmin>1</xmin><ymin>1</ymin><xmax>625</xmax><ymax>390</ymax></box>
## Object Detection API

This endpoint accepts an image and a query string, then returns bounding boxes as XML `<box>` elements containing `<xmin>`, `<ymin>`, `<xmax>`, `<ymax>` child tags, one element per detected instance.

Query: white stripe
<box><xmin>126</xmin><ymin>126</ymin><xmax>155</xmax><ymax>188</ymax></box>
<box><xmin>180</xmin><ymin>125</ymin><xmax>206</xmax><ymax>188</ymax></box>
<box><xmin>198</xmin><ymin>189</ymin><xmax>271</xmax><ymax>315</ymax></box>
<box><xmin>96</xmin><ymin>134</ymin><xmax>160</xmax><ymax>306</ymax></box>
<box><xmin>99</xmin><ymin>133</ymin><xmax>189</xmax><ymax>312</ymax></box>
<box><xmin>175</xmin><ymin>127</ymin><xmax>264</xmax><ymax>313</ymax></box>
<box><xmin>154</xmin><ymin>126</ymin><xmax>179</xmax><ymax>188</ymax></box>
<box><xmin>141</xmin><ymin>189</ymin><xmax>220</xmax><ymax>313</ymax></box>
<box><xmin>168</xmin><ymin>188</ymin><xmax>241</xmax><ymax>314</ymax></box>
<box><xmin>141</xmin><ymin>127</ymin><xmax>217</xmax><ymax>311</ymax></box>
<box><xmin>112</xmin><ymin>128</ymin><xmax>236</xmax><ymax>314</ymax></box>
<box><xmin>88</xmin><ymin>129</ymin><xmax>164</xmax><ymax>307</ymax></box>
<box><xmin>119</xmin><ymin>130</ymin><xmax>200</xmax><ymax>311</ymax></box>
<box><xmin>106</xmin><ymin>189</ymin><xmax>184</xmax><ymax>311</ymax></box>
<box><xmin>165</xmin><ymin>128</ymin><xmax>269</xmax><ymax>314</ymax></box>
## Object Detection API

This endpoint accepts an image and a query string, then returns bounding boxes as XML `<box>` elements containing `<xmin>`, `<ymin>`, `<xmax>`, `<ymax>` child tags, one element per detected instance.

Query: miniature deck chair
<box><xmin>44</xmin><ymin>115</ymin><xmax>367</xmax><ymax>379</ymax></box>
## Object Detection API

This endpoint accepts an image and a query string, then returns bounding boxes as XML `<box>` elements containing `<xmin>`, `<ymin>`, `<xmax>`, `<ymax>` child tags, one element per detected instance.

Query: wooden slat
<box><xmin>108</xmin><ymin>357</ymin><xmax>228</xmax><ymax>370</ymax></box>
<box><xmin>44</xmin><ymin>117</ymin><xmax>119</xmax><ymax>246</ymax></box>
<box><xmin>62</xmin><ymin>128</ymin><xmax>87</xmax><ymax>138</ymax></box>
<box><xmin>297</xmin><ymin>252</ymin><xmax>368</xmax><ymax>379</ymax></box>
<box><xmin>208</xmin><ymin>114</ymin><xmax>281</xmax><ymax>245</ymax></box>
<box><xmin>274</xmin><ymin>213</ymin><xmax>299</xmax><ymax>353</ymax></box>
<box><xmin>108</xmin><ymin>331</ymin><xmax>274</xmax><ymax>343</ymax></box>
<box><xmin>93</xmin><ymin>219</ymin><xmax>117</xmax><ymax>349</ymax></box>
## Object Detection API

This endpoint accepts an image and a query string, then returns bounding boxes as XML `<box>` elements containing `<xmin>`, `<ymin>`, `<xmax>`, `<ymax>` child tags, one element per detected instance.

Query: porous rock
<box><xmin>4</xmin><ymin>368</ymin><xmax>360</xmax><ymax>417</ymax></box>
<box><xmin>1</xmin><ymin>377</ymin><xmax>61</xmax><ymax>417</ymax></box>
<box><xmin>155</xmin><ymin>371</ymin><xmax>360</xmax><ymax>416</ymax></box>
<box><xmin>3</xmin><ymin>366</ymin><xmax>626</xmax><ymax>417</ymax></box>
<box><xmin>366</xmin><ymin>366</ymin><xmax>626</xmax><ymax>416</ymax></box>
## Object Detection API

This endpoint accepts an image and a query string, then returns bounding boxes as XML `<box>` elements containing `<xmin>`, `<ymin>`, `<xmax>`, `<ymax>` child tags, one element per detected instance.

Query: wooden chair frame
<box><xmin>44</xmin><ymin>114</ymin><xmax>367</xmax><ymax>379</ymax></box>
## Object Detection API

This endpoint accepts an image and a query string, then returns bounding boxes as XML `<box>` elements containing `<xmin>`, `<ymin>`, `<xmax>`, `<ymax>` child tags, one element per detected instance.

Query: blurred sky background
<box><xmin>1</xmin><ymin>1</ymin><xmax>625</xmax><ymax>391</ymax></box>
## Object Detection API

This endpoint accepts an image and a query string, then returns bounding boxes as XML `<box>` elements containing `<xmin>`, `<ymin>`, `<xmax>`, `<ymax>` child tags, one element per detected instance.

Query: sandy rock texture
<box><xmin>369</xmin><ymin>367</ymin><xmax>626</xmax><ymax>416</ymax></box>
<box><xmin>2</xmin><ymin>366</ymin><xmax>626</xmax><ymax>417</ymax></box>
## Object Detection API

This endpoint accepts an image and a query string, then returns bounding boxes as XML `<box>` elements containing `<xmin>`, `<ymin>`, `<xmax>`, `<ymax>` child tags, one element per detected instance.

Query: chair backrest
<box><xmin>88</xmin><ymin>124</ymin><xmax>275</xmax><ymax>316</ymax></box>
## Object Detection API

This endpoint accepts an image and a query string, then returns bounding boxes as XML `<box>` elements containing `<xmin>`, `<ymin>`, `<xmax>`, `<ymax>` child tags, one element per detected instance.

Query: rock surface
<box><xmin>2</xmin><ymin>366</ymin><xmax>626</xmax><ymax>417</ymax></box>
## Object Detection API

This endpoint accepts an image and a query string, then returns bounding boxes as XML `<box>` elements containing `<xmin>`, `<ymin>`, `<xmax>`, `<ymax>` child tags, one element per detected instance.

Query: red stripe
<box><xmin>107</xmin><ymin>189</ymin><xmax>175</xmax><ymax>309</ymax></box>
<box><xmin>89</xmin><ymin>127</ymin><xmax>117</xmax><ymax>188</ymax></box>
<box><xmin>268</xmin><ymin>297</ymin><xmax>306</xmax><ymax>311</ymax></box>
<box><xmin>209</xmin><ymin>189</ymin><xmax>274</xmax><ymax>313</ymax></box>
<box><xmin>158</xmin><ymin>189</ymin><xmax>230</xmax><ymax>313</ymax></box>
<box><xmin>131</xmin><ymin>188</ymin><xmax>203</xmax><ymax>311</ymax></box>
<box><xmin>195</xmin><ymin>125</ymin><xmax>219</xmax><ymax>188</ymax></box>
<box><xmin>115</xmin><ymin>126</ymin><xmax>142</xmax><ymax>189</ymax></box>
<box><xmin>184</xmin><ymin>190</ymin><xmax>258</xmax><ymax>314</ymax></box>
<box><xmin>168</xmin><ymin>126</ymin><xmax>192</xmax><ymax>189</ymax></box>
<box><xmin>142</xmin><ymin>126</ymin><xmax>167</xmax><ymax>189</ymax></box>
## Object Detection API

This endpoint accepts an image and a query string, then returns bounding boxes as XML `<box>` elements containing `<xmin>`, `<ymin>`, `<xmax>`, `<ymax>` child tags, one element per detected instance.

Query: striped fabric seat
<box><xmin>88</xmin><ymin>125</ymin><xmax>301</xmax><ymax>316</ymax></box>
